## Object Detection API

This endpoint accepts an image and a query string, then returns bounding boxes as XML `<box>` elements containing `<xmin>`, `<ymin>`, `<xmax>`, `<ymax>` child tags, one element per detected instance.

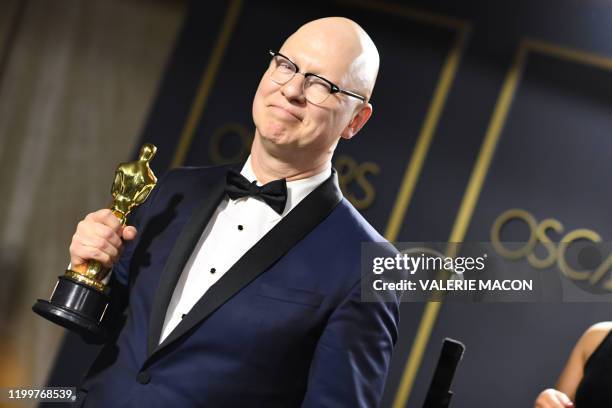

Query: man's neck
<box><xmin>250</xmin><ymin>136</ymin><xmax>331</xmax><ymax>183</ymax></box>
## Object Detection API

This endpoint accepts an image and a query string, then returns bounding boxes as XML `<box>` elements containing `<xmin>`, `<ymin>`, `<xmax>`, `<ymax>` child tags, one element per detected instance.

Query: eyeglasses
<box><xmin>268</xmin><ymin>50</ymin><xmax>367</xmax><ymax>105</ymax></box>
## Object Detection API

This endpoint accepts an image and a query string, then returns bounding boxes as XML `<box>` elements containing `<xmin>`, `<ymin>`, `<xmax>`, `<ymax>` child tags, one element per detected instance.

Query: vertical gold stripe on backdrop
<box><xmin>340</xmin><ymin>0</ymin><xmax>470</xmax><ymax>408</ymax></box>
<box><xmin>449</xmin><ymin>42</ymin><xmax>527</xmax><ymax>244</ymax></box>
<box><xmin>391</xmin><ymin>300</ymin><xmax>442</xmax><ymax>408</ymax></box>
<box><xmin>334</xmin><ymin>3</ymin><xmax>473</xmax><ymax>407</ymax></box>
<box><xmin>170</xmin><ymin>0</ymin><xmax>242</xmax><ymax>168</ymax></box>
<box><xmin>384</xmin><ymin>29</ymin><xmax>468</xmax><ymax>242</ymax></box>
<box><xmin>333</xmin><ymin>7</ymin><xmax>472</xmax><ymax>403</ymax></box>
<box><xmin>392</xmin><ymin>41</ymin><xmax>528</xmax><ymax>408</ymax></box>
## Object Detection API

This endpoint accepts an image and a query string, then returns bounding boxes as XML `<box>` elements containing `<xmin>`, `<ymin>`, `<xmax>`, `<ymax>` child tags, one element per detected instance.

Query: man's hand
<box><xmin>535</xmin><ymin>389</ymin><xmax>574</xmax><ymax>408</ymax></box>
<box><xmin>69</xmin><ymin>209</ymin><xmax>138</xmax><ymax>269</ymax></box>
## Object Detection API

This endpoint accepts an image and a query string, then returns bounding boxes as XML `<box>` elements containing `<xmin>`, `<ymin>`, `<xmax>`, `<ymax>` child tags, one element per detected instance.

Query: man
<box><xmin>70</xmin><ymin>17</ymin><xmax>400</xmax><ymax>407</ymax></box>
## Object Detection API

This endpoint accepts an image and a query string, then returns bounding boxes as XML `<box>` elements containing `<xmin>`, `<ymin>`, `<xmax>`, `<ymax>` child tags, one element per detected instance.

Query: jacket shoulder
<box><xmin>332</xmin><ymin>198</ymin><xmax>388</xmax><ymax>244</ymax></box>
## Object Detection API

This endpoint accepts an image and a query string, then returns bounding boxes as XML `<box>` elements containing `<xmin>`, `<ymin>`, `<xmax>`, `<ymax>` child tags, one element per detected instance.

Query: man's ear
<box><xmin>341</xmin><ymin>103</ymin><xmax>373</xmax><ymax>140</ymax></box>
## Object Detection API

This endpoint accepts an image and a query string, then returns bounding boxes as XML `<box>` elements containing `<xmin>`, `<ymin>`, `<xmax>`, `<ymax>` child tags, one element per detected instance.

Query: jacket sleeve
<box><xmin>301</xmin><ymin>277</ymin><xmax>401</xmax><ymax>407</ymax></box>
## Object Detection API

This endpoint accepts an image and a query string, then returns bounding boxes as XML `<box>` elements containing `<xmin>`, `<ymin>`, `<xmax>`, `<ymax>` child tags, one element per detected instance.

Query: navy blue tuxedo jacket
<box><xmin>78</xmin><ymin>163</ymin><xmax>400</xmax><ymax>407</ymax></box>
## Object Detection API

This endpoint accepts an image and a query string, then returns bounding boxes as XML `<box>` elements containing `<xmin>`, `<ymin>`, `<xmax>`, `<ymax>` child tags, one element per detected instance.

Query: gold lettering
<box><xmin>334</xmin><ymin>154</ymin><xmax>379</xmax><ymax>210</ymax></box>
<box><xmin>527</xmin><ymin>218</ymin><xmax>563</xmax><ymax>269</ymax></box>
<box><xmin>491</xmin><ymin>209</ymin><xmax>538</xmax><ymax>260</ymax></box>
<box><xmin>557</xmin><ymin>229</ymin><xmax>601</xmax><ymax>281</ymax></box>
<box><xmin>492</xmin><ymin>209</ymin><xmax>612</xmax><ymax>290</ymax></box>
<box><xmin>595</xmin><ymin>254</ymin><xmax>612</xmax><ymax>287</ymax></box>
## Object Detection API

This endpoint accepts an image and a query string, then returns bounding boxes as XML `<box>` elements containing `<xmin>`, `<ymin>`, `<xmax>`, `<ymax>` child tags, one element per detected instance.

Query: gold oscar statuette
<box><xmin>33</xmin><ymin>144</ymin><xmax>158</xmax><ymax>339</ymax></box>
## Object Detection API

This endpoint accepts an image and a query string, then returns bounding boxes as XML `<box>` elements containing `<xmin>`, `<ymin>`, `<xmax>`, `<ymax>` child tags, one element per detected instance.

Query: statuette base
<box><xmin>32</xmin><ymin>276</ymin><xmax>108</xmax><ymax>339</ymax></box>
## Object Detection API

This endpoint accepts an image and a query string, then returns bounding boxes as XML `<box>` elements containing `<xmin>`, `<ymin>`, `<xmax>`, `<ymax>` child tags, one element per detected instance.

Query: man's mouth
<box><xmin>269</xmin><ymin>105</ymin><xmax>302</xmax><ymax>121</ymax></box>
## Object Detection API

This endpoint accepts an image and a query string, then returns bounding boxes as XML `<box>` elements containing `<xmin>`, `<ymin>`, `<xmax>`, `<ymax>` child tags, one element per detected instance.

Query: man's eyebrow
<box><xmin>278</xmin><ymin>50</ymin><xmax>347</xmax><ymax>86</ymax></box>
<box><xmin>281</xmin><ymin>51</ymin><xmax>325</xmax><ymax>76</ymax></box>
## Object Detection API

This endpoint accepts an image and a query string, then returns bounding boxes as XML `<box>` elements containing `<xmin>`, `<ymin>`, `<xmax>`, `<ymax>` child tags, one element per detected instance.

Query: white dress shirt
<box><xmin>159</xmin><ymin>157</ymin><xmax>331</xmax><ymax>344</ymax></box>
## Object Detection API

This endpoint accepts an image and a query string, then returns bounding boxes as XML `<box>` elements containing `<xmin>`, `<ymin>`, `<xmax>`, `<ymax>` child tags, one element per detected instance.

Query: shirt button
<box><xmin>237</xmin><ymin>224</ymin><xmax>244</xmax><ymax>230</ymax></box>
<box><xmin>137</xmin><ymin>370</ymin><xmax>151</xmax><ymax>385</ymax></box>
<box><xmin>181</xmin><ymin>314</ymin><xmax>186</xmax><ymax>319</ymax></box>
<box><xmin>210</xmin><ymin>268</ymin><xmax>216</xmax><ymax>274</ymax></box>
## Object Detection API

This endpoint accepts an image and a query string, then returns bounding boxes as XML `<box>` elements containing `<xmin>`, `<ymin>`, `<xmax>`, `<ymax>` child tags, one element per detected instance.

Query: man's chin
<box><xmin>260</xmin><ymin>131</ymin><xmax>293</xmax><ymax>147</ymax></box>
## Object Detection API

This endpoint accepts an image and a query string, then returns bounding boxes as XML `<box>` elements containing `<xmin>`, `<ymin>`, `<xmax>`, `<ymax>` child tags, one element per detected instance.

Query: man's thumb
<box><xmin>122</xmin><ymin>226</ymin><xmax>138</xmax><ymax>240</ymax></box>
<box><xmin>559</xmin><ymin>394</ymin><xmax>574</xmax><ymax>407</ymax></box>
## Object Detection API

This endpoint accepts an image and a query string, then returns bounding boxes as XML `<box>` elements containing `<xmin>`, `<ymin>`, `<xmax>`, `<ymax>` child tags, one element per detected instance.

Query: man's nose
<box><xmin>280</xmin><ymin>74</ymin><xmax>306</xmax><ymax>103</ymax></box>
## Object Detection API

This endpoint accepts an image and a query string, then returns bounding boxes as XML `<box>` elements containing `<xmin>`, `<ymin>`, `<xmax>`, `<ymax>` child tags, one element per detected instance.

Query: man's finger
<box><xmin>93</xmin><ymin>223</ymin><xmax>123</xmax><ymax>248</ymax></box>
<box><xmin>87</xmin><ymin>209</ymin><xmax>122</xmax><ymax>231</ymax></box>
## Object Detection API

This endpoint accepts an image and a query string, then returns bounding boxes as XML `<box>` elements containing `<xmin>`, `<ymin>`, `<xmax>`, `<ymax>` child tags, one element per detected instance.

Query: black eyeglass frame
<box><xmin>268</xmin><ymin>50</ymin><xmax>368</xmax><ymax>103</ymax></box>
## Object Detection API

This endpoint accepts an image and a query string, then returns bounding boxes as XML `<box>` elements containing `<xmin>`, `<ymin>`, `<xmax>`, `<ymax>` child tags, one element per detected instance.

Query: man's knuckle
<box><xmin>101</xmin><ymin>228</ymin><xmax>114</xmax><ymax>240</ymax></box>
<box><xmin>95</xmin><ymin>237</ymin><xmax>108</xmax><ymax>250</ymax></box>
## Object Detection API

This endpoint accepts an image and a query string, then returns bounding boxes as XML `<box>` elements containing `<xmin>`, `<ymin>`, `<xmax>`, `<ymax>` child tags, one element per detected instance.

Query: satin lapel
<box><xmin>149</xmin><ymin>170</ymin><xmax>343</xmax><ymax>358</ymax></box>
<box><xmin>146</xmin><ymin>177</ymin><xmax>227</xmax><ymax>357</ymax></box>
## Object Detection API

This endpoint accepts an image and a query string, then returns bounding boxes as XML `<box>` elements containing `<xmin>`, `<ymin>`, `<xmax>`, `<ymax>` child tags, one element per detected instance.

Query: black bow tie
<box><xmin>225</xmin><ymin>169</ymin><xmax>288</xmax><ymax>215</ymax></box>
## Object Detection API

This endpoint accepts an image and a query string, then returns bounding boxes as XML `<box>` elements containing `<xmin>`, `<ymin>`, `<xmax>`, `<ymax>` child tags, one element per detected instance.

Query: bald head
<box><xmin>250</xmin><ymin>17</ymin><xmax>378</xmax><ymax>172</ymax></box>
<box><xmin>281</xmin><ymin>17</ymin><xmax>379</xmax><ymax>100</ymax></box>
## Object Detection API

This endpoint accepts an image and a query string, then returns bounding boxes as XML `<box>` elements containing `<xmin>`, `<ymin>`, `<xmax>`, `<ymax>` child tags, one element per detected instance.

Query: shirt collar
<box><xmin>238</xmin><ymin>155</ymin><xmax>332</xmax><ymax>217</ymax></box>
